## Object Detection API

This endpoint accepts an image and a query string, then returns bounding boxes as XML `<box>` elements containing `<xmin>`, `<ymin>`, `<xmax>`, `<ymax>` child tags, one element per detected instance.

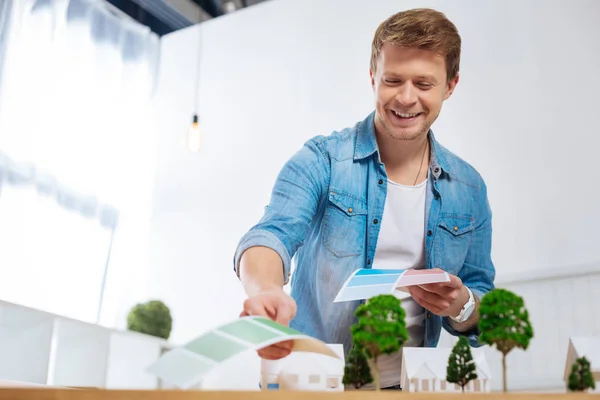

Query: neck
<box><xmin>375</xmin><ymin>128</ymin><xmax>430</xmax><ymax>170</ymax></box>
<box><xmin>373</xmin><ymin>117</ymin><xmax>431</xmax><ymax>186</ymax></box>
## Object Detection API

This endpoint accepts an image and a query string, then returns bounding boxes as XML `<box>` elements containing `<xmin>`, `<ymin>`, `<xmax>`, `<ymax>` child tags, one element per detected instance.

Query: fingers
<box><xmin>410</xmin><ymin>285</ymin><xmax>445</xmax><ymax>303</ymax></box>
<box><xmin>416</xmin><ymin>282</ymin><xmax>449</xmax><ymax>294</ymax></box>
<box><xmin>243</xmin><ymin>298</ymin><xmax>271</xmax><ymax>318</ymax></box>
<box><xmin>274</xmin><ymin>303</ymin><xmax>295</xmax><ymax>326</ymax></box>
<box><xmin>409</xmin><ymin>287</ymin><xmax>445</xmax><ymax>314</ymax></box>
<box><xmin>446</xmin><ymin>273</ymin><xmax>463</xmax><ymax>288</ymax></box>
<box><xmin>426</xmin><ymin>268</ymin><xmax>462</xmax><ymax>288</ymax></box>
<box><xmin>243</xmin><ymin>294</ymin><xmax>296</xmax><ymax>323</ymax></box>
<box><xmin>408</xmin><ymin>285</ymin><xmax>452</xmax><ymax>314</ymax></box>
<box><xmin>240</xmin><ymin>300</ymin><xmax>294</xmax><ymax>361</ymax></box>
<box><xmin>417</xmin><ymin>276</ymin><xmax>462</xmax><ymax>293</ymax></box>
<box><xmin>257</xmin><ymin>340</ymin><xmax>294</xmax><ymax>360</ymax></box>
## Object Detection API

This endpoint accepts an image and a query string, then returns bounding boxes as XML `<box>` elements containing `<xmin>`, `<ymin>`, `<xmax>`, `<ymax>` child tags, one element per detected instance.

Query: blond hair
<box><xmin>370</xmin><ymin>8</ymin><xmax>461</xmax><ymax>82</ymax></box>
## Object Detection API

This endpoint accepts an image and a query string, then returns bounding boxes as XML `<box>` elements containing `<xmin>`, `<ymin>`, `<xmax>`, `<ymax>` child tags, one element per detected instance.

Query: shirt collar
<box><xmin>354</xmin><ymin>110</ymin><xmax>454</xmax><ymax>178</ymax></box>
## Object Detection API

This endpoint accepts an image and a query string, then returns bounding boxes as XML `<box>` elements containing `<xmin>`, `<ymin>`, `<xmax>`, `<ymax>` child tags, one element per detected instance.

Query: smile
<box><xmin>391</xmin><ymin>110</ymin><xmax>422</xmax><ymax>118</ymax></box>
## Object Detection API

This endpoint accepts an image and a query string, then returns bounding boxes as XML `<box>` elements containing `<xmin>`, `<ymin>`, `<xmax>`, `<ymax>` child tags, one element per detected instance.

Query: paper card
<box><xmin>395</xmin><ymin>269</ymin><xmax>451</xmax><ymax>293</ymax></box>
<box><xmin>333</xmin><ymin>268</ymin><xmax>450</xmax><ymax>302</ymax></box>
<box><xmin>146</xmin><ymin>316</ymin><xmax>340</xmax><ymax>389</ymax></box>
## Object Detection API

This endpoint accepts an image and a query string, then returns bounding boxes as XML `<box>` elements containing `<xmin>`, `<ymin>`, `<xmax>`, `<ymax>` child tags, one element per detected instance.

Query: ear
<box><xmin>370</xmin><ymin>68</ymin><xmax>375</xmax><ymax>89</ymax></box>
<box><xmin>444</xmin><ymin>72</ymin><xmax>460</xmax><ymax>100</ymax></box>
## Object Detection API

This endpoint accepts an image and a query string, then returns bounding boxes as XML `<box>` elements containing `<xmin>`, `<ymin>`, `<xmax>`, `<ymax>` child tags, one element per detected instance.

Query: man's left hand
<box><xmin>407</xmin><ymin>268</ymin><xmax>469</xmax><ymax>318</ymax></box>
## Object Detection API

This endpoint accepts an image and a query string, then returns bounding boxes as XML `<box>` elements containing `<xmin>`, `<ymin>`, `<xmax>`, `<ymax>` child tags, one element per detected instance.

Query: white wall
<box><xmin>148</xmin><ymin>0</ymin><xmax>600</xmax><ymax>389</ymax></box>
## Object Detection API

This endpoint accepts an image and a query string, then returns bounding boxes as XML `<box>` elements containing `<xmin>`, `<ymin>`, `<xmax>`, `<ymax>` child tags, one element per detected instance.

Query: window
<box><xmin>309</xmin><ymin>375</ymin><xmax>321</xmax><ymax>384</ymax></box>
<box><xmin>0</xmin><ymin>0</ymin><xmax>159</xmax><ymax>326</ymax></box>
<box><xmin>0</xmin><ymin>179</ymin><xmax>114</xmax><ymax>322</ymax></box>
<box><xmin>283</xmin><ymin>374</ymin><xmax>298</xmax><ymax>384</ymax></box>
<box><xmin>410</xmin><ymin>378</ymin><xmax>419</xmax><ymax>391</ymax></box>
<box><xmin>326</xmin><ymin>376</ymin><xmax>338</xmax><ymax>389</ymax></box>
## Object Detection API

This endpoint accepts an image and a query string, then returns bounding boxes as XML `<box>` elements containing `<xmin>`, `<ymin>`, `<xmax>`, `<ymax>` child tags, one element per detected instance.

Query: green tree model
<box><xmin>350</xmin><ymin>294</ymin><xmax>408</xmax><ymax>390</ymax></box>
<box><xmin>478</xmin><ymin>288</ymin><xmax>533</xmax><ymax>393</ymax></box>
<box><xmin>446</xmin><ymin>336</ymin><xmax>478</xmax><ymax>392</ymax></box>
<box><xmin>342</xmin><ymin>345</ymin><xmax>373</xmax><ymax>389</ymax></box>
<box><xmin>568</xmin><ymin>356</ymin><xmax>596</xmax><ymax>392</ymax></box>
<box><xmin>127</xmin><ymin>300</ymin><xmax>173</xmax><ymax>339</ymax></box>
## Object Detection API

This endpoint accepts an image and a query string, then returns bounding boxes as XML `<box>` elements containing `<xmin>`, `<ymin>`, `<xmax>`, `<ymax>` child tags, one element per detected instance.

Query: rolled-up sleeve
<box><xmin>442</xmin><ymin>178</ymin><xmax>496</xmax><ymax>347</ymax></box>
<box><xmin>233</xmin><ymin>137</ymin><xmax>330</xmax><ymax>284</ymax></box>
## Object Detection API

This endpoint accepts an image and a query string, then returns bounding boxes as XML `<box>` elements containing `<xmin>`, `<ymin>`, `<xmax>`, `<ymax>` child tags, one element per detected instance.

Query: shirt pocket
<box><xmin>321</xmin><ymin>189</ymin><xmax>368</xmax><ymax>258</ymax></box>
<box><xmin>434</xmin><ymin>213</ymin><xmax>474</xmax><ymax>274</ymax></box>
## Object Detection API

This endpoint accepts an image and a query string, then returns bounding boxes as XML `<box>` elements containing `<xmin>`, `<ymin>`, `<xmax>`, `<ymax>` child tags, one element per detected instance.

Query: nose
<box><xmin>396</xmin><ymin>82</ymin><xmax>418</xmax><ymax>107</ymax></box>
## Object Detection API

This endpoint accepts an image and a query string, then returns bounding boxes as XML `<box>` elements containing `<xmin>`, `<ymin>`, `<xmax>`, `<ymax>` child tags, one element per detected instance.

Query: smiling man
<box><xmin>233</xmin><ymin>8</ymin><xmax>495</xmax><ymax>390</ymax></box>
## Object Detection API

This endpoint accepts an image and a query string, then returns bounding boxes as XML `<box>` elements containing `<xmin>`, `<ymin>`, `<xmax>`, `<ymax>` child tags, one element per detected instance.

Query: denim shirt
<box><xmin>233</xmin><ymin>111</ymin><xmax>495</xmax><ymax>354</ymax></box>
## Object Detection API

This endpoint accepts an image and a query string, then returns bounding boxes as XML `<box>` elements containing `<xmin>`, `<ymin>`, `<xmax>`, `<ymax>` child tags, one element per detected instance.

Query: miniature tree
<box><xmin>350</xmin><ymin>294</ymin><xmax>408</xmax><ymax>391</ymax></box>
<box><xmin>568</xmin><ymin>356</ymin><xmax>596</xmax><ymax>392</ymax></box>
<box><xmin>446</xmin><ymin>336</ymin><xmax>478</xmax><ymax>392</ymax></box>
<box><xmin>478</xmin><ymin>288</ymin><xmax>533</xmax><ymax>393</ymax></box>
<box><xmin>342</xmin><ymin>345</ymin><xmax>373</xmax><ymax>389</ymax></box>
<box><xmin>127</xmin><ymin>299</ymin><xmax>173</xmax><ymax>339</ymax></box>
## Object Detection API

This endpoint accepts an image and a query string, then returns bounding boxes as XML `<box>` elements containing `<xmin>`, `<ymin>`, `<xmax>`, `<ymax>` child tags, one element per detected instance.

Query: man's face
<box><xmin>371</xmin><ymin>43</ymin><xmax>458</xmax><ymax>141</ymax></box>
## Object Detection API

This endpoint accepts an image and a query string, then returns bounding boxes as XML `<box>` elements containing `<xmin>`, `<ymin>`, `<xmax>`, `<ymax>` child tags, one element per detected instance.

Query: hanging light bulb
<box><xmin>186</xmin><ymin>114</ymin><xmax>204</xmax><ymax>152</ymax></box>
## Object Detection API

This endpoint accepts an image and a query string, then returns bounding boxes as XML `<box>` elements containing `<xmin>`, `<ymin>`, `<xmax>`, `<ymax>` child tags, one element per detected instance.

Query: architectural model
<box><xmin>564</xmin><ymin>336</ymin><xmax>599</xmax><ymax>392</ymax></box>
<box><xmin>260</xmin><ymin>344</ymin><xmax>344</xmax><ymax>391</ymax></box>
<box><xmin>400</xmin><ymin>347</ymin><xmax>492</xmax><ymax>393</ymax></box>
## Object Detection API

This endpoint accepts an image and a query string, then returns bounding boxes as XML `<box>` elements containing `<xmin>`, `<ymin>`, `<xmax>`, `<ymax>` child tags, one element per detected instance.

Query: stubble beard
<box><xmin>377</xmin><ymin>112</ymin><xmax>431</xmax><ymax>142</ymax></box>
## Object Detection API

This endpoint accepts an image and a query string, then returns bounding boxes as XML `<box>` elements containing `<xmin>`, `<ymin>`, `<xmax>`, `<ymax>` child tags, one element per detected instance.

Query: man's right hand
<box><xmin>239</xmin><ymin>288</ymin><xmax>297</xmax><ymax>360</ymax></box>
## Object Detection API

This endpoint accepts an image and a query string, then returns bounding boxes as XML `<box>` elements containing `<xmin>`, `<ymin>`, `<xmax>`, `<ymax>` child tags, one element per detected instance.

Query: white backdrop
<box><xmin>149</xmin><ymin>0</ymin><xmax>600</xmax><ymax>346</ymax></box>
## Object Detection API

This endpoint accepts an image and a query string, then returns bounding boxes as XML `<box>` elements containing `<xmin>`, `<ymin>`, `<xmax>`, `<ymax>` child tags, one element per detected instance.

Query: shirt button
<box><xmin>427</xmin><ymin>230</ymin><xmax>432</xmax><ymax>236</ymax></box>
<box><xmin>378</xmin><ymin>179</ymin><xmax>383</xmax><ymax>185</ymax></box>
<box><xmin>454</xmin><ymin>226</ymin><xmax>459</xmax><ymax>231</ymax></box>
<box><xmin>348</xmin><ymin>207</ymin><xmax>353</xmax><ymax>213</ymax></box>
<box><xmin>373</xmin><ymin>219</ymin><xmax>378</xmax><ymax>224</ymax></box>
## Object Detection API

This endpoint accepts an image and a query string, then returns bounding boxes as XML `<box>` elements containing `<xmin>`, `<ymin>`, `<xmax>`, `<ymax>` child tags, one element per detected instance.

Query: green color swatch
<box><xmin>253</xmin><ymin>317</ymin><xmax>301</xmax><ymax>336</ymax></box>
<box><xmin>218</xmin><ymin>319</ymin><xmax>281</xmax><ymax>344</ymax></box>
<box><xmin>150</xmin><ymin>348</ymin><xmax>212</xmax><ymax>387</ymax></box>
<box><xmin>184</xmin><ymin>331</ymin><xmax>247</xmax><ymax>362</ymax></box>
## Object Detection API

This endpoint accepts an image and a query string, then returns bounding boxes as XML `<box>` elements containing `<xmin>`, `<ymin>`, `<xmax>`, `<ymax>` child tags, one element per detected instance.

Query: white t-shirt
<box><xmin>361</xmin><ymin>177</ymin><xmax>427</xmax><ymax>389</ymax></box>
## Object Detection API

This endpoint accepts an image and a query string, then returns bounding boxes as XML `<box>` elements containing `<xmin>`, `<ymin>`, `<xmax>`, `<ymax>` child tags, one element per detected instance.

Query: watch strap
<box><xmin>450</xmin><ymin>286</ymin><xmax>474</xmax><ymax>323</ymax></box>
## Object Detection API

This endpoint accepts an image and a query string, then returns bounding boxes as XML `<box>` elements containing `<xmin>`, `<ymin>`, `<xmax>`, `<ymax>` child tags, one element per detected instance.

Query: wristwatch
<box><xmin>450</xmin><ymin>286</ymin><xmax>475</xmax><ymax>323</ymax></box>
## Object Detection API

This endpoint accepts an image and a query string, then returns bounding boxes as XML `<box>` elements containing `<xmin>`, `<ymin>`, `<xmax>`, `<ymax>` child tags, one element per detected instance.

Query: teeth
<box><xmin>393</xmin><ymin>110</ymin><xmax>420</xmax><ymax>118</ymax></box>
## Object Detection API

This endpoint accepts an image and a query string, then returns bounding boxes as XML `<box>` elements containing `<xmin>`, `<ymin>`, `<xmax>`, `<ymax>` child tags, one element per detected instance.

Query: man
<box><xmin>233</xmin><ymin>8</ymin><xmax>495</xmax><ymax>390</ymax></box>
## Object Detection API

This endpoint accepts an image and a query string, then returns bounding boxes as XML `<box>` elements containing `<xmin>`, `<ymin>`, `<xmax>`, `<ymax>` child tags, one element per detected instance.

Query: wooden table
<box><xmin>0</xmin><ymin>389</ymin><xmax>598</xmax><ymax>400</ymax></box>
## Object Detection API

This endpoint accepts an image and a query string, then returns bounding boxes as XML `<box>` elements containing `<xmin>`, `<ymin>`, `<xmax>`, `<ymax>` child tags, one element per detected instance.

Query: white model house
<box><xmin>400</xmin><ymin>347</ymin><xmax>492</xmax><ymax>392</ymax></box>
<box><xmin>564</xmin><ymin>336</ymin><xmax>600</xmax><ymax>391</ymax></box>
<box><xmin>260</xmin><ymin>344</ymin><xmax>344</xmax><ymax>391</ymax></box>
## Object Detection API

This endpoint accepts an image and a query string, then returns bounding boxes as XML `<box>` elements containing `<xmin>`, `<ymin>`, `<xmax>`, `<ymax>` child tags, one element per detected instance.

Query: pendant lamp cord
<box><xmin>192</xmin><ymin>22</ymin><xmax>202</xmax><ymax>117</ymax></box>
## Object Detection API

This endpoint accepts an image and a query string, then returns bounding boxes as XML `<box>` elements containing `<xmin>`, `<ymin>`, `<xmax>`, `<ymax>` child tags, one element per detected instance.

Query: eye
<box><xmin>384</xmin><ymin>79</ymin><xmax>401</xmax><ymax>85</ymax></box>
<box><xmin>417</xmin><ymin>82</ymin><xmax>433</xmax><ymax>90</ymax></box>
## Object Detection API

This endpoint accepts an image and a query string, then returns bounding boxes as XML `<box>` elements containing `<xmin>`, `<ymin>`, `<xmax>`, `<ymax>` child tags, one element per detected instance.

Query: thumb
<box><xmin>274</xmin><ymin>302</ymin><xmax>294</xmax><ymax>326</ymax></box>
